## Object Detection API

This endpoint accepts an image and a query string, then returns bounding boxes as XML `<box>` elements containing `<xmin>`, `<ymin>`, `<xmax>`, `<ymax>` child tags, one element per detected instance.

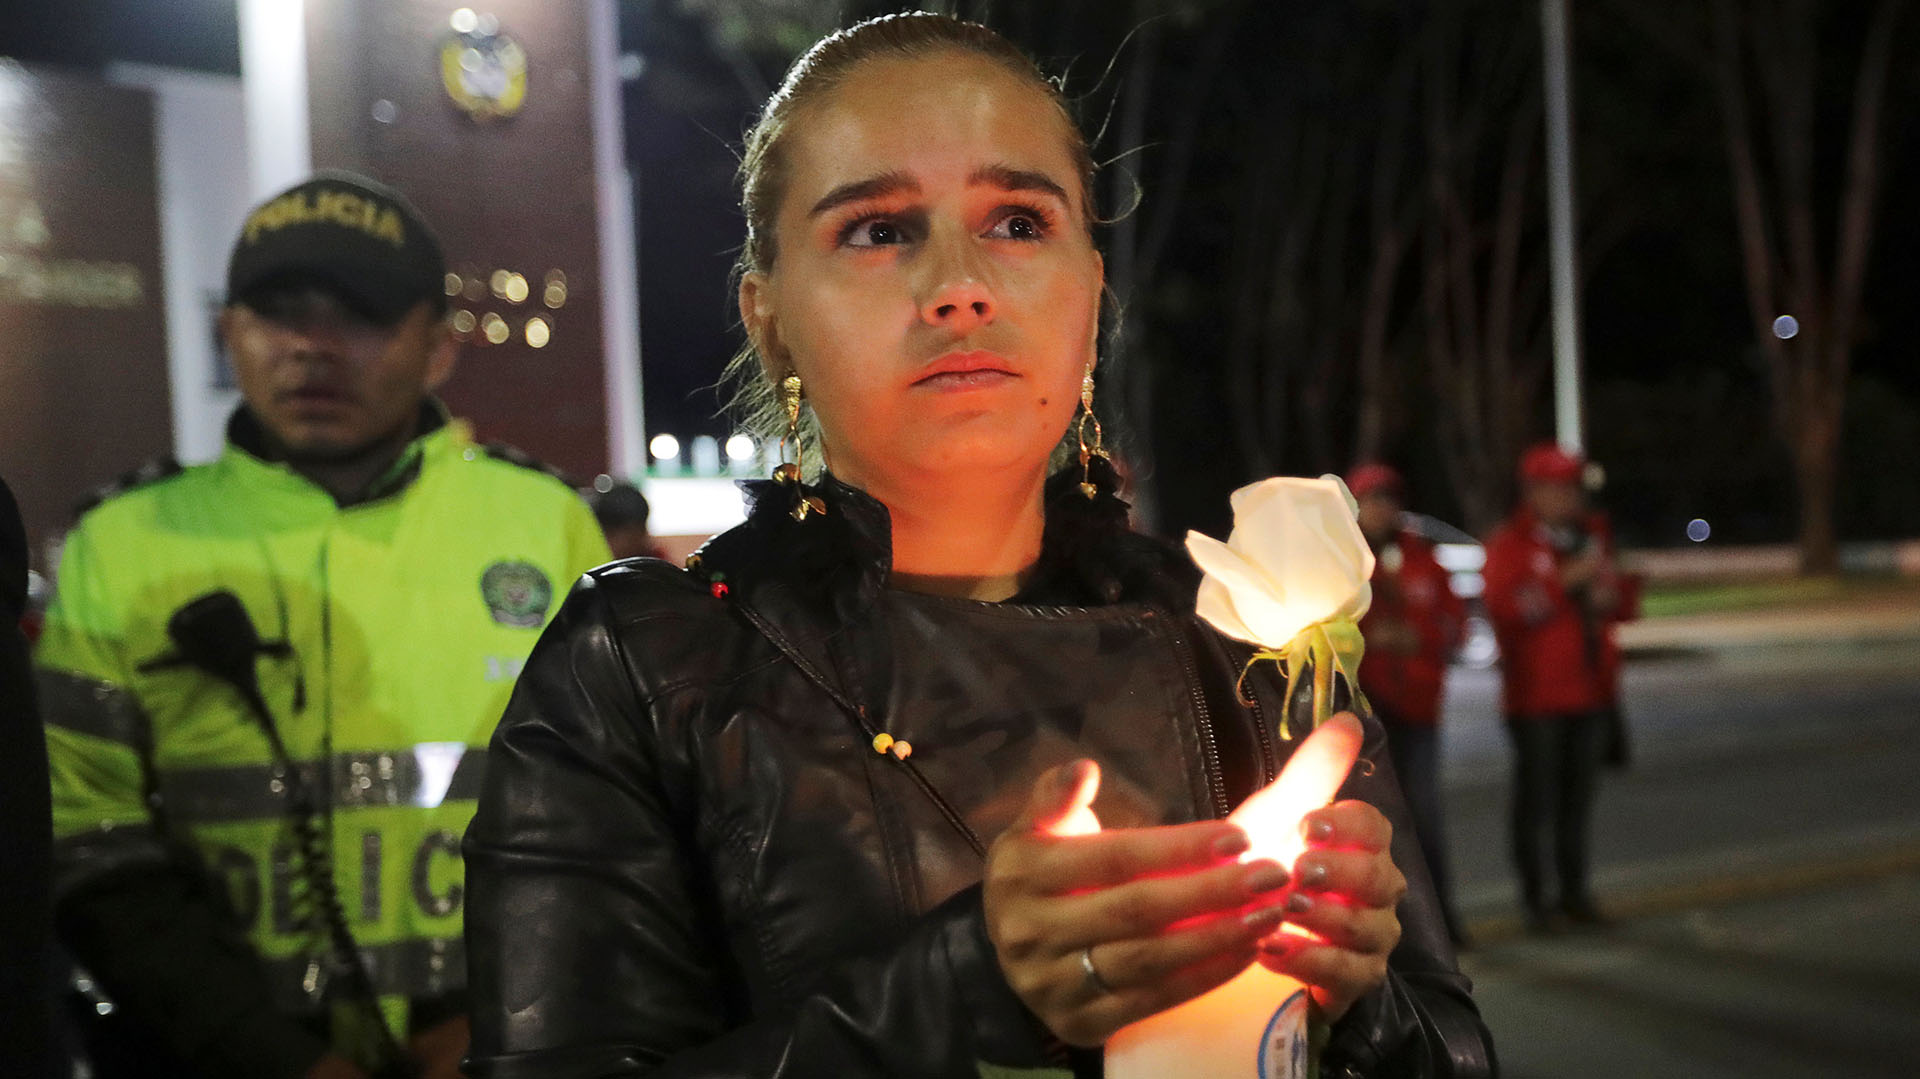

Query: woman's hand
<box><xmin>983</xmin><ymin>760</ymin><xmax>1293</xmax><ymax>1047</ymax></box>
<box><xmin>1257</xmin><ymin>799</ymin><xmax>1407</xmax><ymax>1021</ymax></box>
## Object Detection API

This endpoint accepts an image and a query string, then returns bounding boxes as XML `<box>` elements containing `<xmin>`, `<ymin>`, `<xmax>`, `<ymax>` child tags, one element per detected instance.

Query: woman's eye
<box><xmin>986</xmin><ymin>209</ymin><xmax>1052</xmax><ymax>240</ymax></box>
<box><xmin>842</xmin><ymin>218</ymin><xmax>904</xmax><ymax>248</ymax></box>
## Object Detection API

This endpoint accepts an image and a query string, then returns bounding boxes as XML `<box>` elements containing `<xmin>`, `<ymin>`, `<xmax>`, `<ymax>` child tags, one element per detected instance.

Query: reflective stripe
<box><xmin>51</xmin><ymin>823</ymin><xmax>172</xmax><ymax>903</ymax></box>
<box><xmin>39</xmin><ymin>669</ymin><xmax>149</xmax><ymax>747</ymax></box>
<box><xmin>161</xmin><ymin>747</ymin><xmax>489</xmax><ymax>824</ymax></box>
<box><xmin>261</xmin><ymin>936</ymin><xmax>466</xmax><ymax>1014</ymax></box>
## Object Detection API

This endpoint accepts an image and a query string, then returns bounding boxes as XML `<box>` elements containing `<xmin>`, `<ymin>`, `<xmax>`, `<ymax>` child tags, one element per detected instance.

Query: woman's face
<box><xmin>740</xmin><ymin>50</ymin><xmax>1103</xmax><ymax>495</ymax></box>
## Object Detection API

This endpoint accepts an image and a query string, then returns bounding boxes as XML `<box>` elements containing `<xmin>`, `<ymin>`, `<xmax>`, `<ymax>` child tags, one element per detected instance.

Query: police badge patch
<box><xmin>480</xmin><ymin>561</ymin><xmax>552</xmax><ymax>628</ymax></box>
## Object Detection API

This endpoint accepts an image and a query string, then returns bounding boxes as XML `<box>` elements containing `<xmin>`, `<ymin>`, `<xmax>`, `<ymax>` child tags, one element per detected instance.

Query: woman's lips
<box><xmin>914</xmin><ymin>369</ymin><xmax>1018</xmax><ymax>392</ymax></box>
<box><xmin>912</xmin><ymin>350</ymin><xmax>1017</xmax><ymax>391</ymax></box>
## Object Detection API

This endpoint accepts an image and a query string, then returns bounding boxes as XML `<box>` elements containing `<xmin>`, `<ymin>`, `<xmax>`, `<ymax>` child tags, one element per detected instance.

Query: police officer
<box><xmin>37</xmin><ymin>172</ymin><xmax>610</xmax><ymax>1078</ymax></box>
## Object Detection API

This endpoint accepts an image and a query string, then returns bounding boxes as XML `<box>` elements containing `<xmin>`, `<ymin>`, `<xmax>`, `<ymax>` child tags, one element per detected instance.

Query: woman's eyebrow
<box><xmin>969</xmin><ymin>163</ymin><xmax>1069</xmax><ymax>204</ymax></box>
<box><xmin>809</xmin><ymin>171</ymin><xmax>919</xmax><ymax>218</ymax></box>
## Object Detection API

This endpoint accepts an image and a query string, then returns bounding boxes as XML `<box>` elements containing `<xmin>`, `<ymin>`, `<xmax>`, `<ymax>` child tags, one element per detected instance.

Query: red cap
<box><xmin>1345</xmin><ymin>463</ymin><xmax>1405</xmax><ymax>499</ymax></box>
<box><xmin>1519</xmin><ymin>442</ymin><xmax>1585</xmax><ymax>485</ymax></box>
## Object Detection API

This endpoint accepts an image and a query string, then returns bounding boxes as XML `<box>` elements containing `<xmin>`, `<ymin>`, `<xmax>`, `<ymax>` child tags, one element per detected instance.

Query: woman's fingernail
<box><xmin>1213</xmin><ymin>829</ymin><xmax>1251</xmax><ymax>858</ymax></box>
<box><xmin>1286</xmin><ymin>892</ymin><xmax>1314</xmax><ymax>914</ymax></box>
<box><xmin>1258</xmin><ymin>933</ymin><xmax>1303</xmax><ymax>957</ymax></box>
<box><xmin>1243</xmin><ymin>904</ymin><xmax>1287</xmax><ymax>929</ymax></box>
<box><xmin>1245</xmin><ymin>862</ymin><xmax>1289</xmax><ymax>894</ymax></box>
<box><xmin>1303</xmin><ymin>818</ymin><xmax>1334</xmax><ymax>842</ymax></box>
<box><xmin>1299</xmin><ymin>861</ymin><xmax>1330</xmax><ymax>889</ymax></box>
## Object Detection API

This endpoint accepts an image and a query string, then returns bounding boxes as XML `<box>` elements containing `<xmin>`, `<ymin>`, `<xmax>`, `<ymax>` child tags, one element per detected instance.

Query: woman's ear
<box><xmin>739</xmin><ymin>271</ymin><xmax>783</xmax><ymax>378</ymax></box>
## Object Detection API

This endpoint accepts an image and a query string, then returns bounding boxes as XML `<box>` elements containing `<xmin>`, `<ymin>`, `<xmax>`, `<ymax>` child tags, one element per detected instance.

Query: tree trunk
<box><xmin>1709</xmin><ymin>0</ymin><xmax>1906</xmax><ymax>575</ymax></box>
<box><xmin>1790</xmin><ymin>410</ymin><xmax>1841</xmax><ymax>575</ymax></box>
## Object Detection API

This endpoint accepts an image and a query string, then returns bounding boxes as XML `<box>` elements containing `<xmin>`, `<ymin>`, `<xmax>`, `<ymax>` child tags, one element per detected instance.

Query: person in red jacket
<box><xmin>1350</xmin><ymin>464</ymin><xmax>1469</xmax><ymax>945</ymax></box>
<box><xmin>1482</xmin><ymin>443</ymin><xmax>1634</xmax><ymax>931</ymax></box>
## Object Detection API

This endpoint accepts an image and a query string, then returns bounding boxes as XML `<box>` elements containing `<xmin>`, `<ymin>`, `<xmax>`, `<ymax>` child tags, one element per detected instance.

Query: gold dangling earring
<box><xmin>1076</xmin><ymin>366</ymin><xmax>1107</xmax><ymax>499</ymax></box>
<box><xmin>773</xmin><ymin>373</ymin><xmax>825</xmax><ymax>521</ymax></box>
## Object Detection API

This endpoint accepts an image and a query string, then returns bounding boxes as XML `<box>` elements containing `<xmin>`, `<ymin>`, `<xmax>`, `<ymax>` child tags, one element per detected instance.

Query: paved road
<box><xmin>1466</xmin><ymin>870</ymin><xmax>1920</xmax><ymax>1078</ymax></box>
<box><xmin>1429</xmin><ymin>632</ymin><xmax>1920</xmax><ymax>1076</ymax></box>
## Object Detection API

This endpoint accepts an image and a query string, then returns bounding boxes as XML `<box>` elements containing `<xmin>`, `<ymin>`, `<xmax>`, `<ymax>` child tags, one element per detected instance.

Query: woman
<box><xmin>465</xmin><ymin>14</ymin><xmax>1493</xmax><ymax>1078</ymax></box>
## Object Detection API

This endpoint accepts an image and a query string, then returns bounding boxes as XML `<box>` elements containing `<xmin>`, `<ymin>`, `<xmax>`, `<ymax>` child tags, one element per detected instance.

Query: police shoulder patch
<box><xmin>479</xmin><ymin>442</ymin><xmax>575</xmax><ymax>486</ymax></box>
<box><xmin>72</xmin><ymin>456</ymin><xmax>183</xmax><ymax>520</ymax></box>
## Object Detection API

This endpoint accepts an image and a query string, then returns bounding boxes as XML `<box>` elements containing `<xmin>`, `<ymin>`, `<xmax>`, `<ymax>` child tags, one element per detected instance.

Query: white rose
<box><xmin>1184</xmin><ymin>475</ymin><xmax>1374</xmax><ymax>649</ymax></box>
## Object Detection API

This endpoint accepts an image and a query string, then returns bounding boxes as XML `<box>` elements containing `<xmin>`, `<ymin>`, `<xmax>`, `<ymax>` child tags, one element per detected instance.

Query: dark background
<box><xmin>5</xmin><ymin>0</ymin><xmax>1916</xmax><ymax>549</ymax></box>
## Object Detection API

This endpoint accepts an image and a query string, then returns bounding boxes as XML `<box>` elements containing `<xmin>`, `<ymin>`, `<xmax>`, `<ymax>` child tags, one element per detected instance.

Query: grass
<box><xmin>1639</xmin><ymin>575</ymin><xmax>1920</xmax><ymax>619</ymax></box>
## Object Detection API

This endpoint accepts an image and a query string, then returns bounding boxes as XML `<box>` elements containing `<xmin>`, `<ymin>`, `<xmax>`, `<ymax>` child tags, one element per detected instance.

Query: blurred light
<box><xmin>649</xmin><ymin>433</ymin><xmax>680</xmax><ymax>461</ymax></box>
<box><xmin>449</xmin><ymin>309</ymin><xmax>476</xmax><ymax>335</ymax></box>
<box><xmin>524</xmin><ymin>316</ymin><xmax>550</xmax><ymax>348</ymax></box>
<box><xmin>592</xmin><ymin>473</ymin><xmax>614</xmax><ymax>493</ymax></box>
<box><xmin>489</xmin><ymin>269</ymin><xmax>511</xmax><ymax>298</ymax></box>
<box><xmin>411</xmin><ymin>742</ymin><xmax>466</xmax><ymax>808</ymax></box>
<box><xmin>691</xmin><ymin>436</ymin><xmax>722</xmax><ymax>475</ymax></box>
<box><xmin>443</xmin><ymin>272</ymin><xmax>463</xmax><ymax>297</ymax></box>
<box><xmin>1582</xmin><ymin>461</ymin><xmax>1607</xmax><ymax>492</ymax></box>
<box><xmin>1687</xmin><ymin>518</ymin><xmax>1711</xmax><ymax>543</ymax></box>
<box><xmin>1773</xmin><ymin>315</ymin><xmax>1799</xmax><ymax>339</ymax></box>
<box><xmin>618</xmin><ymin>53</ymin><xmax>647</xmax><ymax>81</ymax></box>
<box><xmin>370</xmin><ymin>98</ymin><xmax>397</xmax><ymax>124</ymax></box>
<box><xmin>725</xmin><ymin>434</ymin><xmax>756</xmax><ymax>462</ymax></box>
<box><xmin>504</xmin><ymin>273</ymin><xmax>529</xmax><ymax>304</ymax></box>
<box><xmin>480</xmin><ymin>312</ymin><xmax>508</xmax><ymax>345</ymax></box>
<box><xmin>449</xmin><ymin>7</ymin><xmax>478</xmax><ymax>33</ymax></box>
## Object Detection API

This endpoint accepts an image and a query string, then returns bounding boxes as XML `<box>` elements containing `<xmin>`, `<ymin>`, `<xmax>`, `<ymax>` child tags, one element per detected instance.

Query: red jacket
<box><xmin>1358</xmin><ymin>531</ymin><xmax>1465</xmax><ymax>725</ymax></box>
<box><xmin>1482</xmin><ymin>508</ymin><xmax>1638</xmax><ymax>718</ymax></box>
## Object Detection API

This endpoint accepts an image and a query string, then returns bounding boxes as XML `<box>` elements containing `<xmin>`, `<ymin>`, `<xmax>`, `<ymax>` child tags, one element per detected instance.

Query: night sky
<box><xmin>6</xmin><ymin>0</ymin><xmax>1916</xmax><ymax>548</ymax></box>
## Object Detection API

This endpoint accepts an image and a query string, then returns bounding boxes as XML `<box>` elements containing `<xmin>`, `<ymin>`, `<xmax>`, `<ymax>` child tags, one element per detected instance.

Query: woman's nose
<box><xmin>919</xmin><ymin>279</ymin><xmax>995</xmax><ymax>331</ymax></box>
<box><xmin>917</xmin><ymin>234</ymin><xmax>996</xmax><ymax>331</ymax></box>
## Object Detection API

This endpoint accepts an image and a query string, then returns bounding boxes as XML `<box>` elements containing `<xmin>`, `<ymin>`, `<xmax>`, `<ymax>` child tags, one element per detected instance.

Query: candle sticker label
<box><xmin>1257</xmin><ymin>989</ymin><xmax>1312</xmax><ymax>1079</ymax></box>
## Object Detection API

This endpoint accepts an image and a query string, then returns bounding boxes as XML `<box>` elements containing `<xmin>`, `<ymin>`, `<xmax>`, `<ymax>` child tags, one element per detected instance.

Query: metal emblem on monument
<box><xmin>440</xmin><ymin>9</ymin><xmax>528</xmax><ymax>121</ymax></box>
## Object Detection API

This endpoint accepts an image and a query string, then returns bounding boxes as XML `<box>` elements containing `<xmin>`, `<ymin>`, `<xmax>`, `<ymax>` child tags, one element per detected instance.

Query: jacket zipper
<box><xmin>1240</xmin><ymin>652</ymin><xmax>1280</xmax><ymax>786</ymax></box>
<box><xmin>1158</xmin><ymin>611</ymin><xmax>1230</xmax><ymax>820</ymax></box>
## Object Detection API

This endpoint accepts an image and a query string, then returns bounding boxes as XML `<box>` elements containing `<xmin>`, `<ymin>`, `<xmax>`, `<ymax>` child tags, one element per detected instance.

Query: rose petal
<box><xmin>1320</xmin><ymin>473</ymin><xmax>1360</xmax><ymax>518</ymax></box>
<box><xmin>1226</xmin><ymin>479</ymin><xmax>1370</xmax><ymax>622</ymax></box>
<box><xmin>1195</xmin><ymin>576</ymin><xmax>1261</xmax><ymax>645</ymax></box>
<box><xmin>1184</xmin><ymin>530</ymin><xmax>1311</xmax><ymax>645</ymax></box>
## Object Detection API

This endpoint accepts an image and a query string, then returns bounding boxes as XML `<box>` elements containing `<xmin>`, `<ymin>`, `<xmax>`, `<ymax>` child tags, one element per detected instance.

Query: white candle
<box><xmin>1104</xmin><ymin>713</ymin><xmax>1365</xmax><ymax>1079</ymax></box>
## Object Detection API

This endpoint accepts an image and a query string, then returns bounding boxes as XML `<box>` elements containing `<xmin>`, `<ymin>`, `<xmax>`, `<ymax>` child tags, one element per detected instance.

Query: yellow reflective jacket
<box><xmin>38</xmin><ymin>405</ymin><xmax>609</xmax><ymax>1071</ymax></box>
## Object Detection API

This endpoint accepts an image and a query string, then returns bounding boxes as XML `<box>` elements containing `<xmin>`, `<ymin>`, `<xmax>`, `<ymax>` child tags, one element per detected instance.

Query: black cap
<box><xmin>588</xmin><ymin>482</ymin><xmax>652</xmax><ymax>530</ymax></box>
<box><xmin>226</xmin><ymin>171</ymin><xmax>445</xmax><ymax>325</ymax></box>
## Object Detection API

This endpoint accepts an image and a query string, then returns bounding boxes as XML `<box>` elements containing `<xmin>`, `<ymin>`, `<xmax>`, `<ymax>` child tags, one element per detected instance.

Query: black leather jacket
<box><xmin>464</xmin><ymin>474</ymin><xmax>1495</xmax><ymax>1078</ymax></box>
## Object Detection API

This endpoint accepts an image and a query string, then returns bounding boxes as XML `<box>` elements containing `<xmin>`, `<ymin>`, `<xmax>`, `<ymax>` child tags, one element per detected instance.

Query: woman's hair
<box><xmin>720</xmin><ymin>12</ymin><xmax>1099</xmax><ymax>467</ymax></box>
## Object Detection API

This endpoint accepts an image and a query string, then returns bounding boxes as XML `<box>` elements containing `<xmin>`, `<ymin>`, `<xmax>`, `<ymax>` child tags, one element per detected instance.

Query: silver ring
<box><xmin>1079</xmin><ymin>944</ymin><xmax>1114</xmax><ymax>996</ymax></box>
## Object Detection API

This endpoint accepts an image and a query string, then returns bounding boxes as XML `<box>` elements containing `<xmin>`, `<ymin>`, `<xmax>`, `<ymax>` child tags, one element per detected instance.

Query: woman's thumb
<box><xmin>1028</xmin><ymin>758</ymin><xmax>1102</xmax><ymax>837</ymax></box>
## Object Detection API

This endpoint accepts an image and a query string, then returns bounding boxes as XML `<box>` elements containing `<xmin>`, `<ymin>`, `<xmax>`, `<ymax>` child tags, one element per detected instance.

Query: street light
<box><xmin>1542</xmin><ymin>0</ymin><xmax>1583</xmax><ymax>454</ymax></box>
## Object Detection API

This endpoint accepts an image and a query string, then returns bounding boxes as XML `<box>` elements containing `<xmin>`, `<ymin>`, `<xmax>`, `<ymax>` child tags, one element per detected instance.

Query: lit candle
<box><xmin>1104</xmin><ymin>712</ymin><xmax>1365</xmax><ymax>1079</ymax></box>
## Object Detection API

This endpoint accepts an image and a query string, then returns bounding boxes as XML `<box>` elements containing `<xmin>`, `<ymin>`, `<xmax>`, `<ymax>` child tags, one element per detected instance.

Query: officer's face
<box><xmin>221</xmin><ymin>287</ymin><xmax>455</xmax><ymax>461</ymax></box>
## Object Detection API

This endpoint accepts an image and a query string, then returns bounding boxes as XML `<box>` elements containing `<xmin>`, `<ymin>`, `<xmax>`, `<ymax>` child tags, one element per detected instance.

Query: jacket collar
<box><xmin>690</xmin><ymin>463</ymin><xmax>1198</xmax><ymax>652</ymax></box>
<box><xmin>225</xmin><ymin>399</ymin><xmax>451</xmax><ymax>508</ymax></box>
